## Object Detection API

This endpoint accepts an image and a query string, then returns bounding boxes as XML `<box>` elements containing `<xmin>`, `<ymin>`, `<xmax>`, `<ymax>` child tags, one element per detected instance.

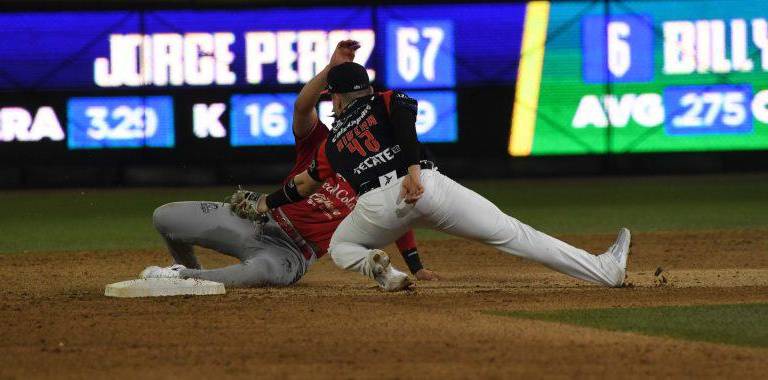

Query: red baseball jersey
<box><xmin>271</xmin><ymin>121</ymin><xmax>357</xmax><ymax>259</ymax></box>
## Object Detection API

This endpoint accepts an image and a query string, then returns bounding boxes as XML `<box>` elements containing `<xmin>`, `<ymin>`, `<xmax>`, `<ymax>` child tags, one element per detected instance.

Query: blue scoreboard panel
<box><xmin>67</xmin><ymin>96</ymin><xmax>175</xmax><ymax>149</ymax></box>
<box><xmin>0</xmin><ymin>4</ymin><xmax>527</xmax><ymax>150</ymax></box>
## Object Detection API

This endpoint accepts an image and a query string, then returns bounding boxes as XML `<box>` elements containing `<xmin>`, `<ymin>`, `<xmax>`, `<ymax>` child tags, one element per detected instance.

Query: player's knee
<box><xmin>328</xmin><ymin>245</ymin><xmax>343</xmax><ymax>268</ymax></box>
<box><xmin>152</xmin><ymin>203</ymin><xmax>180</xmax><ymax>234</ymax></box>
<box><xmin>328</xmin><ymin>244</ymin><xmax>352</xmax><ymax>270</ymax></box>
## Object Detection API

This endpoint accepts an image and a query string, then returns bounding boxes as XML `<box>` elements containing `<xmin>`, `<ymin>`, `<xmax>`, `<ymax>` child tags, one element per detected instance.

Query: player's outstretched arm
<box><xmin>395</xmin><ymin>230</ymin><xmax>440</xmax><ymax>281</ymax></box>
<box><xmin>257</xmin><ymin>139</ymin><xmax>333</xmax><ymax>213</ymax></box>
<box><xmin>292</xmin><ymin>40</ymin><xmax>360</xmax><ymax>138</ymax></box>
<box><xmin>256</xmin><ymin>170</ymin><xmax>322</xmax><ymax>213</ymax></box>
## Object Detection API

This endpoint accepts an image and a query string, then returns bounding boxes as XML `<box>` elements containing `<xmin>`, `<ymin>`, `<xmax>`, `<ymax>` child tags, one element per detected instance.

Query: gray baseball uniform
<box><xmin>153</xmin><ymin>201</ymin><xmax>308</xmax><ymax>287</ymax></box>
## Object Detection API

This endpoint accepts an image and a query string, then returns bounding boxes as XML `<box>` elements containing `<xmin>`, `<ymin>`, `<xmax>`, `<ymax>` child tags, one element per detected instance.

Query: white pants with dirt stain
<box><xmin>329</xmin><ymin>169</ymin><xmax>623</xmax><ymax>286</ymax></box>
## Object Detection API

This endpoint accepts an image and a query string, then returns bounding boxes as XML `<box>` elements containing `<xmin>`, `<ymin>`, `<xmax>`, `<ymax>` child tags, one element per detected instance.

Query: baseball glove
<box><xmin>226</xmin><ymin>187</ymin><xmax>268</xmax><ymax>223</ymax></box>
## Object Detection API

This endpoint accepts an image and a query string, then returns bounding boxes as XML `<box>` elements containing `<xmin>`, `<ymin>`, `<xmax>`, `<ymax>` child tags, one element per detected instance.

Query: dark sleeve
<box><xmin>265</xmin><ymin>177</ymin><xmax>305</xmax><ymax>209</ymax></box>
<box><xmin>395</xmin><ymin>230</ymin><xmax>424</xmax><ymax>274</ymax></box>
<box><xmin>383</xmin><ymin>91</ymin><xmax>420</xmax><ymax>167</ymax></box>
<box><xmin>307</xmin><ymin>138</ymin><xmax>334</xmax><ymax>182</ymax></box>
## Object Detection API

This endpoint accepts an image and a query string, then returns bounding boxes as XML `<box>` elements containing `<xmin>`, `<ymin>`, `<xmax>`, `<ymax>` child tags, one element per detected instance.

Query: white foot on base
<box><xmin>104</xmin><ymin>278</ymin><xmax>226</xmax><ymax>298</ymax></box>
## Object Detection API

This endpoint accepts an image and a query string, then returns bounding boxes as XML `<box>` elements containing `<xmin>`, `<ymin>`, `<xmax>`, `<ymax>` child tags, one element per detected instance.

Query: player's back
<box><xmin>323</xmin><ymin>91</ymin><xmax>422</xmax><ymax>192</ymax></box>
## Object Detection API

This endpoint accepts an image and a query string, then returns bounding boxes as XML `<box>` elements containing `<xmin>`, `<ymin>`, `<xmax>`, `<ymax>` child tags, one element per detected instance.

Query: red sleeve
<box><xmin>288</xmin><ymin>119</ymin><xmax>328</xmax><ymax>178</ymax></box>
<box><xmin>308</xmin><ymin>138</ymin><xmax>334</xmax><ymax>181</ymax></box>
<box><xmin>381</xmin><ymin>90</ymin><xmax>394</xmax><ymax>115</ymax></box>
<box><xmin>395</xmin><ymin>230</ymin><xmax>417</xmax><ymax>253</ymax></box>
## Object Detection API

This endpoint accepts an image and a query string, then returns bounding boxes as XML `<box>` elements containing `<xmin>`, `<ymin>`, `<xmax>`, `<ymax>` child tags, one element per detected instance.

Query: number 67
<box><xmin>396</xmin><ymin>27</ymin><xmax>444</xmax><ymax>83</ymax></box>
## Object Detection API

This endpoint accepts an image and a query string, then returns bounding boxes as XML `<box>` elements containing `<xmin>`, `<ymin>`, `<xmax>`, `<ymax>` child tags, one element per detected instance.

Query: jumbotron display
<box><xmin>510</xmin><ymin>0</ymin><xmax>768</xmax><ymax>156</ymax></box>
<box><xmin>0</xmin><ymin>4</ymin><xmax>527</xmax><ymax>150</ymax></box>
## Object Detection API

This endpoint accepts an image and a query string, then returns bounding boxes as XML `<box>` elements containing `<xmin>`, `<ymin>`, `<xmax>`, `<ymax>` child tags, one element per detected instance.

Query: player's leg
<box><xmin>411</xmin><ymin>170</ymin><xmax>627</xmax><ymax>287</ymax></box>
<box><xmin>330</xmin><ymin>215</ymin><xmax>406</xmax><ymax>277</ymax></box>
<box><xmin>329</xmin><ymin>191</ymin><xmax>413</xmax><ymax>288</ymax></box>
<box><xmin>150</xmin><ymin>201</ymin><xmax>306</xmax><ymax>287</ymax></box>
<box><xmin>152</xmin><ymin>201</ymin><xmax>257</xmax><ymax>266</ymax></box>
<box><xmin>178</xmin><ymin>247</ymin><xmax>304</xmax><ymax>287</ymax></box>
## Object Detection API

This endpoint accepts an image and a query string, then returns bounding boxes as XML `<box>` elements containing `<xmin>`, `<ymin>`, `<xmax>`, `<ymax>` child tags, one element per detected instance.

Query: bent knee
<box><xmin>328</xmin><ymin>246</ymin><xmax>343</xmax><ymax>268</ymax></box>
<box><xmin>152</xmin><ymin>202</ymin><xmax>187</xmax><ymax>233</ymax></box>
<box><xmin>328</xmin><ymin>243</ymin><xmax>358</xmax><ymax>270</ymax></box>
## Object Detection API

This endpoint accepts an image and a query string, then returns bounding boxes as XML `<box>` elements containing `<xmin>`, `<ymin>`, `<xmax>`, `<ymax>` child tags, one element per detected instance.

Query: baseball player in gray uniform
<box><xmin>244</xmin><ymin>62</ymin><xmax>631</xmax><ymax>292</ymax></box>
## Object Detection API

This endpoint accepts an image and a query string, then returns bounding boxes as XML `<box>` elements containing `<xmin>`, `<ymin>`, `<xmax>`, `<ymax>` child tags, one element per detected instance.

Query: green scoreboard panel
<box><xmin>509</xmin><ymin>0</ymin><xmax>768</xmax><ymax>156</ymax></box>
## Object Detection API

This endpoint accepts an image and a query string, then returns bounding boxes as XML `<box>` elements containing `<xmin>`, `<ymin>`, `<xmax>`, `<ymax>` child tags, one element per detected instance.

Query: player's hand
<box><xmin>400</xmin><ymin>166</ymin><xmax>424</xmax><ymax>204</ymax></box>
<box><xmin>329</xmin><ymin>40</ymin><xmax>360</xmax><ymax>67</ymax></box>
<box><xmin>256</xmin><ymin>194</ymin><xmax>268</xmax><ymax>214</ymax></box>
<box><xmin>415</xmin><ymin>268</ymin><xmax>440</xmax><ymax>281</ymax></box>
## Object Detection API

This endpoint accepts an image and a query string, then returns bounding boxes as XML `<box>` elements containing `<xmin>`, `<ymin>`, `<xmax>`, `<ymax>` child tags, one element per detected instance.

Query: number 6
<box><xmin>607</xmin><ymin>21</ymin><xmax>631</xmax><ymax>78</ymax></box>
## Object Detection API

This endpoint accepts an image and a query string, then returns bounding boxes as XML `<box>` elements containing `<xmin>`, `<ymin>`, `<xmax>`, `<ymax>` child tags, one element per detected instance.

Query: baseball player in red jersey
<box><xmin>141</xmin><ymin>41</ymin><xmax>438</xmax><ymax>287</ymax></box>
<box><xmin>251</xmin><ymin>62</ymin><xmax>631</xmax><ymax>292</ymax></box>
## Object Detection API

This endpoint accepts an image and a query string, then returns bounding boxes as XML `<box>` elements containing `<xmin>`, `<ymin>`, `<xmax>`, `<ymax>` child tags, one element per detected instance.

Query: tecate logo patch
<box><xmin>352</xmin><ymin>145</ymin><xmax>400</xmax><ymax>174</ymax></box>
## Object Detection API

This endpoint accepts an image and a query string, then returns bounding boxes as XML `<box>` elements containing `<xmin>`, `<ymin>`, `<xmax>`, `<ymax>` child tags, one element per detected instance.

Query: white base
<box><xmin>104</xmin><ymin>278</ymin><xmax>226</xmax><ymax>298</ymax></box>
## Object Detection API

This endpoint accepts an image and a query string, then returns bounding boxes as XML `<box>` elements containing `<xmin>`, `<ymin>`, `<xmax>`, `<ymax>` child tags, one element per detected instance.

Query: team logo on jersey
<box><xmin>200</xmin><ymin>202</ymin><xmax>219</xmax><ymax>214</ymax></box>
<box><xmin>307</xmin><ymin>193</ymin><xmax>342</xmax><ymax>220</ymax></box>
<box><xmin>321</xmin><ymin>179</ymin><xmax>357</xmax><ymax>211</ymax></box>
<box><xmin>379</xmin><ymin>170</ymin><xmax>398</xmax><ymax>187</ymax></box>
<box><xmin>352</xmin><ymin>145</ymin><xmax>401</xmax><ymax>174</ymax></box>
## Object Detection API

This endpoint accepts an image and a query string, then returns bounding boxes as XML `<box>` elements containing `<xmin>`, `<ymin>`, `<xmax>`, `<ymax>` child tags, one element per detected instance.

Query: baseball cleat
<box><xmin>370</xmin><ymin>250</ymin><xmax>412</xmax><ymax>292</ymax></box>
<box><xmin>140</xmin><ymin>264</ymin><xmax>186</xmax><ymax>279</ymax></box>
<box><xmin>605</xmin><ymin>228</ymin><xmax>631</xmax><ymax>287</ymax></box>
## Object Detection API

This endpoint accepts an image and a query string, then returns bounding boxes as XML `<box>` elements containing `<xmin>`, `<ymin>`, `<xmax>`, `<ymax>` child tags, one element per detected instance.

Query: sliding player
<box><xmin>141</xmin><ymin>41</ymin><xmax>438</xmax><ymax>287</ymax></box>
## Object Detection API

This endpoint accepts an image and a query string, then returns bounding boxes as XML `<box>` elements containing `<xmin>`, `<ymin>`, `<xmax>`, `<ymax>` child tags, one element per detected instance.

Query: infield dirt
<box><xmin>1</xmin><ymin>230</ymin><xmax>767</xmax><ymax>379</ymax></box>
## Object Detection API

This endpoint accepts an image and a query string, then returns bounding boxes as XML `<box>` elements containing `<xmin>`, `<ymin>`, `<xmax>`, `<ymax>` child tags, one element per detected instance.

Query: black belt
<box><xmin>357</xmin><ymin>160</ymin><xmax>436</xmax><ymax>196</ymax></box>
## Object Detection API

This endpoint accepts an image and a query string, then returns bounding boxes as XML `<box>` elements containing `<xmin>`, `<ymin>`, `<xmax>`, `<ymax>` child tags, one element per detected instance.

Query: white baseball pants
<box><xmin>329</xmin><ymin>169</ymin><xmax>623</xmax><ymax>286</ymax></box>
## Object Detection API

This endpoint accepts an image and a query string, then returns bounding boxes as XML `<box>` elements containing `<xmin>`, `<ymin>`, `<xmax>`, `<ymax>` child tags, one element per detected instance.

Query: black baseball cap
<box><xmin>327</xmin><ymin>62</ymin><xmax>371</xmax><ymax>93</ymax></box>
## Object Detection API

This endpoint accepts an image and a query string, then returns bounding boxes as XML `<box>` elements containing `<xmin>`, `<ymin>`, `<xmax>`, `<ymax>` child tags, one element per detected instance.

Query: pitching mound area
<box><xmin>1</xmin><ymin>230</ymin><xmax>767</xmax><ymax>378</ymax></box>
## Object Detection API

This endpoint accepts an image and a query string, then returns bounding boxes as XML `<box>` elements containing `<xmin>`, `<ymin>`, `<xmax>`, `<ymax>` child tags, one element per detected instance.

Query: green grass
<box><xmin>0</xmin><ymin>187</ymin><xmax>252</xmax><ymax>253</ymax></box>
<box><xmin>491</xmin><ymin>303</ymin><xmax>768</xmax><ymax>348</ymax></box>
<box><xmin>1</xmin><ymin>174</ymin><xmax>767</xmax><ymax>253</ymax></box>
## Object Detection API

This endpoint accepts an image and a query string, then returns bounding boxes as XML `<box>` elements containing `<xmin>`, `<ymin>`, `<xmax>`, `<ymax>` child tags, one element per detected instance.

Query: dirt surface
<box><xmin>1</xmin><ymin>230</ymin><xmax>767</xmax><ymax>379</ymax></box>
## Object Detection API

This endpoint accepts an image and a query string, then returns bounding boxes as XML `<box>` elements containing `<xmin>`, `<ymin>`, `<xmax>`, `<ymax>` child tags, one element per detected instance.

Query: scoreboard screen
<box><xmin>0</xmin><ymin>4</ymin><xmax>527</xmax><ymax>151</ymax></box>
<box><xmin>4</xmin><ymin>1</ymin><xmax>767</xmax><ymax>162</ymax></box>
<box><xmin>509</xmin><ymin>0</ymin><xmax>768</xmax><ymax>156</ymax></box>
